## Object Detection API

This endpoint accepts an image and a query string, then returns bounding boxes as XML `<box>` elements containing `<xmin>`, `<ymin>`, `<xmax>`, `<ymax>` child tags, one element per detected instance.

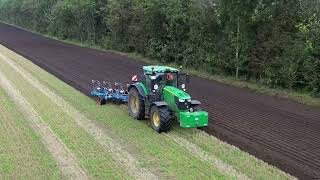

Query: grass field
<box><xmin>0</xmin><ymin>88</ymin><xmax>63</xmax><ymax>179</ymax></box>
<box><xmin>0</xmin><ymin>44</ymin><xmax>296</xmax><ymax>179</ymax></box>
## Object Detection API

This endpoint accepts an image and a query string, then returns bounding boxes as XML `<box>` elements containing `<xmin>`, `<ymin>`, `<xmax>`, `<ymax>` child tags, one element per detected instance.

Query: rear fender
<box><xmin>152</xmin><ymin>101</ymin><xmax>168</xmax><ymax>107</ymax></box>
<box><xmin>128</xmin><ymin>83</ymin><xmax>147</xmax><ymax>100</ymax></box>
<box><xmin>149</xmin><ymin>101</ymin><xmax>169</xmax><ymax>114</ymax></box>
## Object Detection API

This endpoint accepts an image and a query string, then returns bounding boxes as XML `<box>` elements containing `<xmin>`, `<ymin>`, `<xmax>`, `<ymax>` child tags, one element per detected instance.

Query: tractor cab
<box><xmin>128</xmin><ymin>65</ymin><xmax>208</xmax><ymax>133</ymax></box>
<box><xmin>141</xmin><ymin>66</ymin><xmax>189</xmax><ymax>93</ymax></box>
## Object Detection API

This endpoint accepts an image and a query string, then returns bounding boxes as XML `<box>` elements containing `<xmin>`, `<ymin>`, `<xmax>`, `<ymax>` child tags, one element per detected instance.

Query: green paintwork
<box><xmin>163</xmin><ymin>86</ymin><xmax>191</xmax><ymax>100</ymax></box>
<box><xmin>136</xmin><ymin>65</ymin><xmax>208</xmax><ymax>129</ymax></box>
<box><xmin>143</xmin><ymin>66</ymin><xmax>179</xmax><ymax>74</ymax></box>
<box><xmin>163</xmin><ymin>86</ymin><xmax>191</xmax><ymax>112</ymax></box>
<box><xmin>179</xmin><ymin>111</ymin><xmax>209</xmax><ymax>128</ymax></box>
<box><xmin>162</xmin><ymin>86</ymin><xmax>178</xmax><ymax>111</ymax></box>
<box><xmin>162</xmin><ymin>86</ymin><xmax>209</xmax><ymax>128</ymax></box>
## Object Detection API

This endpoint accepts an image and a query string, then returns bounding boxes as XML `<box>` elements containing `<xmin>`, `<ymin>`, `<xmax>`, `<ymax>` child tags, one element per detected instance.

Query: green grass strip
<box><xmin>0</xmin><ymin>88</ymin><xmax>63</xmax><ymax>179</ymax></box>
<box><xmin>174</xmin><ymin>129</ymin><xmax>295</xmax><ymax>180</ymax></box>
<box><xmin>0</xmin><ymin>53</ymin><xmax>130</xmax><ymax>179</ymax></box>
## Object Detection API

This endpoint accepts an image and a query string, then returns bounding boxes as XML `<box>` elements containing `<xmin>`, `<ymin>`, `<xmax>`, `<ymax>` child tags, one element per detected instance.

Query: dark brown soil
<box><xmin>1</xmin><ymin>22</ymin><xmax>320</xmax><ymax>179</ymax></box>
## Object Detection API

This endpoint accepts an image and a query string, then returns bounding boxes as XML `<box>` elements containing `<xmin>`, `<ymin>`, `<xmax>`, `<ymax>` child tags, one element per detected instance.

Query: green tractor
<box><xmin>128</xmin><ymin>66</ymin><xmax>208</xmax><ymax>133</ymax></box>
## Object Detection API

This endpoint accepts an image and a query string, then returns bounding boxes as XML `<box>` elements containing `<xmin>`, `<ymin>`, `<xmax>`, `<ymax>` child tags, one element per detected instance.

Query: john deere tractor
<box><xmin>128</xmin><ymin>66</ymin><xmax>208</xmax><ymax>133</ymax></box>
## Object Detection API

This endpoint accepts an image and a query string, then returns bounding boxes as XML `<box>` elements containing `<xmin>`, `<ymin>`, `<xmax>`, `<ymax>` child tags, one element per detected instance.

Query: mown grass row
<box><xmin>0</xmin><ymin>51</ymin><xmax>129</xmax><ymax>179</ymax></box>
<box><xmin>0</xmin><ymin>88</ymin><xmax>63</xmax><ymax>179</ymax></box>
<box><xmin>0</xmin><ymin>44</ymin><xmax>296</xmax><ymax>180</ymax></box>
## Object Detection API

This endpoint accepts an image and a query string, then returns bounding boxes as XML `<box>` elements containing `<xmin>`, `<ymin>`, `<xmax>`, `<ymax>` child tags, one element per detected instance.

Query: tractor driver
<box><xmin>165</xmin><ymin>73</ymin><xmax>177</xmax><ymax>87</ymax></box>
<box><xmin>150</xmin><ymin>72</ymin><xmax>178</xmax><ymax>94</ymax></box>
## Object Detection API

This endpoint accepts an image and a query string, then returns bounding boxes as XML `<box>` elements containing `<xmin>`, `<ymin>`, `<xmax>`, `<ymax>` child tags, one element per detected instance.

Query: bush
<box><xmin>0</xmin><ymin>0</ymin><xmax>319</xmax><ymax>95</ymax></box>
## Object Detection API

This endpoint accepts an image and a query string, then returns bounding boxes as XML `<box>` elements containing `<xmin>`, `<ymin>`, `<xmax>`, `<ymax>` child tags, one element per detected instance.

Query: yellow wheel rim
<box><xmin>130</xmin><ymin>95</ymin><xmax>139</xmax><ymax>113</ymax></box>
<box><xmin>153</xmin><ymin>111</ymin><xmax>160</xmax><ymax>127</ymax></box>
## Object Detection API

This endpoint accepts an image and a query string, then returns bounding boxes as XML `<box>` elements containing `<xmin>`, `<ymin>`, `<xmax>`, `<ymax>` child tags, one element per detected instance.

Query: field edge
<box><xmin>0</xmin><ymin>21</ymin><xmax>318</xmax><ymax>108</ymax></box>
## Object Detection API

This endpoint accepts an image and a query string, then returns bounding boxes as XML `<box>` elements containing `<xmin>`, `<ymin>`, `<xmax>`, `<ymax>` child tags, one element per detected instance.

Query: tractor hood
<box><xmin>163</xmin><ymin>86</ymin><xmax>191</xmax><ymax>100</ymax></box>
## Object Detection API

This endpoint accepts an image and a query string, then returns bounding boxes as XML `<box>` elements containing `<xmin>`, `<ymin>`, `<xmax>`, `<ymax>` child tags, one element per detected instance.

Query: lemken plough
<box><xmin>90</xmin><ymin>80</ymin><xmax>128</xmax><ymax>105</ymax></box>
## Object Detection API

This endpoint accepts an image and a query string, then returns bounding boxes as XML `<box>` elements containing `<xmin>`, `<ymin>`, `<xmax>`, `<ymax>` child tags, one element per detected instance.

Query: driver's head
<box><xmin>166</xmin><ymin>73</ymin><xmax>174</xmax><ymax>86</ymax></box>
<box><xmin>167</xmin><ymin>73</ymin><xmax>174</xmax><ymax>81</ymax></box>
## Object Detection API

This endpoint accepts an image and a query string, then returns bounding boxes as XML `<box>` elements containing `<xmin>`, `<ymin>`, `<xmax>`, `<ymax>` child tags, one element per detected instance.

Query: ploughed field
<box><xmin>0</xmin><ymin>22</ymin><xmax>319</xmax><ymax>179</ymax></box>
<box><xmin>0</xmin><ymin>39</ymin><xmax>292</xmax><ymax>180</ymax></box>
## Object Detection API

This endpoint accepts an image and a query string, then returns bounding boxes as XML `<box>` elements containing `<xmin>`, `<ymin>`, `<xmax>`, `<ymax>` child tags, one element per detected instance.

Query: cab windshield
<box><xmin>150</xmin><ymin>72</ymin><xmax>178</xmax><ymax>88</ymax></box>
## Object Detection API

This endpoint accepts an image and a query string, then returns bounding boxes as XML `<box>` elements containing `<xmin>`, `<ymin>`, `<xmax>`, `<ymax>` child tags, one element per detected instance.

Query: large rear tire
<box><xmin>149</xmin><ymin>105</ymin><xmax>171</xmax><ymax>133</ymax></box>
<box><xmin>128</xmin><ymin>88</ymin><xmax>145</xmax><ymax>120</ymax></box>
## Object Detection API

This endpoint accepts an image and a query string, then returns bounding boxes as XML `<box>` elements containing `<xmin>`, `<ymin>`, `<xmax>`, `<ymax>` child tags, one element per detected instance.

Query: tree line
<box><xmin>0</xmin><ymin>0</ymin><xmax>319</xmax><ymax>96</ymax></box>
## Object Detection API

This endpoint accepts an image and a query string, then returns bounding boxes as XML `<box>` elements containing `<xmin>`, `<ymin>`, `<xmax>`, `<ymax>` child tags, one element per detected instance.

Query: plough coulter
<box><xmin>91</xmin><ymin>80</ymin><xmax>128</xmax><ymax>105</ymax></box>
<box><xmin>91</xmin><ymin>66</ymin><xmax>208</xmax><ymax>133</ymax></box>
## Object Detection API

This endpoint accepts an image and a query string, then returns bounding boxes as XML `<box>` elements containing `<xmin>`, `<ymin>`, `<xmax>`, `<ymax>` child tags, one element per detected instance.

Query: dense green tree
<box><xmin>219</xmin><ymin>0</ymin><xmax>258</xmax><ymax>78</ymax></box>
<box><xmin>0</xmin><ymin>0</ymin><xmax>319</xmax><ymax>96</ymax></box>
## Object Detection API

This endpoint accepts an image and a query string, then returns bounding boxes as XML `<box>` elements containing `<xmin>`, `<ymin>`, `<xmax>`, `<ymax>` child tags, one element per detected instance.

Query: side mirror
<box><xmin>186</xmin><ymin>75</ymin><xmax>190</xmax><ymax>83</ymax></box>
<box><xmin>151</xmin><ymin>67</ymin><xmax>156</xmax><ymax>75</ymax></box>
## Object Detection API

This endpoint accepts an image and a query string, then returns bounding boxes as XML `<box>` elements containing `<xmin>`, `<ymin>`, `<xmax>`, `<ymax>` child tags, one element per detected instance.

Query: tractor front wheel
<box><xmin>128</xmin><ymin>88</ymin><xmax>145</xmax><ymax>120</ymax></box>
<box><xmin>149</xmin><ymin>105</ymin><xmax>171</xmax><ymax>133</ymax></box>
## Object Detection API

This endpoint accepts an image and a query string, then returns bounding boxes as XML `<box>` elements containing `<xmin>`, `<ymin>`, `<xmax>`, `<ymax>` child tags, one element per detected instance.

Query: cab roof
<box><xmin>143</xmin><ymin>66</ymin><xmax>179</xmax><ymax>73</ymax></box>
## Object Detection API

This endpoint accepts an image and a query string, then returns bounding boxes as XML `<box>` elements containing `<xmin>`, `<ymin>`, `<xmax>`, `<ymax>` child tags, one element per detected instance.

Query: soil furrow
<box><xmin>211</xmin><ymin>119</ymin><xmax>320</xmax><ymax>171</ymax></box>
<box><xmin>208</xmin><ymin>110</ymin><xmax>320</xmax><ymax>164</ymax></box>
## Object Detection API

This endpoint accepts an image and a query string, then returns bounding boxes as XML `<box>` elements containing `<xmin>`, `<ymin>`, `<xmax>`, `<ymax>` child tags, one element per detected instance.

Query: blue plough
<box><xmin>90</xmin><ymin>80</ymin><xmax>128</xmax><ymax>105</ymax></box>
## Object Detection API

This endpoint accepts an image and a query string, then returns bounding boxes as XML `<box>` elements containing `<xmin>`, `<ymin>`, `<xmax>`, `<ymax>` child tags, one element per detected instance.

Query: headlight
<box><xmin>181</xmin><ymin>84</ymin><xmax>186</xmax><ymax>89</ymax></box>
<box><xmin>154</xmin><ymin>84</ymin><xmax>159</xmax><ymax>90</ymax></box>
<box><xmin>178</xmin><ymin>98</ymin><xmax>185</xmax><ymax>103</ymax></box>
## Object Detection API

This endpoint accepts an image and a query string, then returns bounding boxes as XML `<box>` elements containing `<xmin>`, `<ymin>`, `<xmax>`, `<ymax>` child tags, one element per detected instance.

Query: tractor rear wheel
<box><xmin>149</xmin><ymin>105</ymin><xmax>171</xmax><ymax>133</ymax></box>
<box><xmin>128</xmin><ymin>88</ymin><xmax>145</xmax><ymax>120</ymax></box>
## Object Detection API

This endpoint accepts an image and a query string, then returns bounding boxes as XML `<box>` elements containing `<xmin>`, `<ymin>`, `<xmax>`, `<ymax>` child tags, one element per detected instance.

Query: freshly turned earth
<box><xmin>1</xmin><ymin>22</ymin><xmax>320</xmax><ymax>179</ymax></box>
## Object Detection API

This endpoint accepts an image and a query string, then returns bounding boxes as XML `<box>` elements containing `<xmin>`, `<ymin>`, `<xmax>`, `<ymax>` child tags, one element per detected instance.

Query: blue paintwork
<box><xmin>90</xmin><ymin>87</ymin><xmax>128</xmax><ymax>103</ymax></box>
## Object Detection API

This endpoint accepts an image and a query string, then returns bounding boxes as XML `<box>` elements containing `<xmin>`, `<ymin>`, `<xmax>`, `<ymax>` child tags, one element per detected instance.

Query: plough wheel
<box><xmin>97</xmin><ymin>97</ymin><xmax>106</xmax><ymax>105</ymax></box>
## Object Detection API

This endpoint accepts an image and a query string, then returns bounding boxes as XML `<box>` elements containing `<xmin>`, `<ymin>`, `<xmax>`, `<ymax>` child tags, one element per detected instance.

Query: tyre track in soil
<box><xmin>1</xmin><ymin>22</ymin><xmax>320</xmax><ymax>179</ymax></box>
